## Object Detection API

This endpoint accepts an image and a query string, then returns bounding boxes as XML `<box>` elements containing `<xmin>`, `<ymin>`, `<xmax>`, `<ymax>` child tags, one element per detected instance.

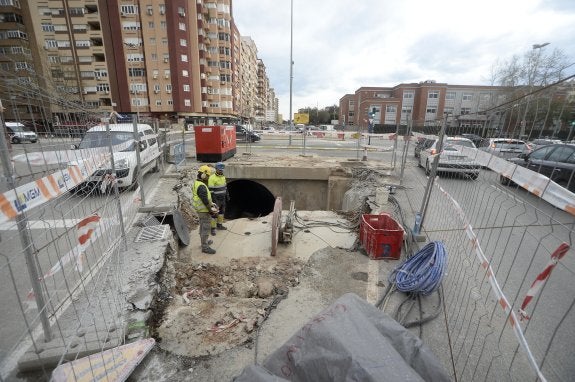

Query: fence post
<box><xmin>0</xmin><ymin>111</ymin><xmax>52</xmax><ymax>341</ymax></box>
<box><xmin>398</xmin><ymin>116</ymin><xmax>413</xmax><ymax>185</ymax></box>
<box><xmin>104</xmin><ymin>119</ymin><xmax>127</xmax><ymax>250</ymax></box>
<box><xmin>419</xmin><ymin>115</ymin><xmax>448</xmax><ymax>231</ymax></box>
<box><xmin>133</xmin><ymin>119</ymin><xmax>146</xmax><ymax>206</ymax></box>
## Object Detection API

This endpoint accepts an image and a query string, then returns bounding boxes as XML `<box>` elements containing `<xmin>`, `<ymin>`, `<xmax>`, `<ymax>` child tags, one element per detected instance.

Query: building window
<box><xmin>151</xmin><ymin>53</ymin><xmax>157</xmax><ymax>61</ymax></box>
<box><xmin>161</xmin><ymin>38</ymin><xmax>168</xmax><ymax>45</ymax></box>
<box><xmin>179</xmin><ymin>22</ymin><xmax>186</xmax><ymax>31</ymax></box>
<box><xmin>128</xmin><ymin>68</ymin><xmax>146</xmax><ymax>77</ymax></box>
<box><xmin>45</xmin><ymin>39</ymin><xmax>58</xmax><ymax>48</ymax></box>
<box><xmin>182</xmin><ymin>69</ymin><xmax>189</xmax><ymax>77</ymax></box>
<box><xmin>181</xmin><ymin>54</ymin><xmax>188</xmax><ymax>62</ymax></box>
<box><xmin>120</xmin><ymin>5</ymin><xmax>137</xmax><ymax>15</ymax></box>
<box><xmin>183</xmin><ymin>84</ymin><xmax>190</xmax><ymax>92</ymax></box>
<box><xmin>218</xmin><ymin>32</ymin><xmax>230</xmax><ymax>41</ymax></box>
<box><xmin>462</xmin><ymin>93</ymin><xmax>473</xmax><ymax>101</ymax></box>
<box><xmin>401</xmin><ymin>106</ymin><xmax>412</xmax><ymax>114</ymax></box>
<box><xmin>403</xmin><ymin>91</ymin><xmax>414</xmax><ymax>99</ymax></box>
<box><xmin>166</xmin><ymin>84</ymin><xmax>172</xmax><ymax>91</ymax></box>
<box><xmin>185</xmin><ymin>99</ymin><xmax>191</xmax><ymax>107</ymax></box>
<box><xmin>160</xmin><ymin>21</ymin><xmax>167</xmax><ymax>29</ymax></box>
<box><xmin>42</xmin><ymin>23</ymin><xmax>54</xmax><ymax>32</ymax></box>
<box><xmin>167</xmin><ymin>99</ymin><xmax>173</xmax><ymax>105</ymax></box>
<box><xmin>444</xmin><ymin>106</ymin><xmax>454</xmax><ymax>114</ymax></box>
<box><xmin>445</xmin><ymin>91</ymin><xmax>456</xmax><ymax>100</ymax></box>
<box><xmin>179</xmin><ymin>38</ymin><xmax>187</xmax><ymax>47</ymax></box>
<box><xmin>177</xmin><ymin>6</ymin><xmax>185</xmax><ymax>16</ymax></box>
<box><xmin>426</xmin><ymin>107</ymin><xmax>437</xmax><ymax>114</ymax></box>
<box><xmin>156</xmin><ymin>100</ymin><xmax>162</xmax><ymax>106</ymax></box>
<box><xmin>159</xmin><ymin>4</ymin><xmax>166</xmax><ymax>14</ymax></box>
<box><xmin>148</xmin><ymin>21</ymin><xmax>154</xmax><ymax>28</ymax></box>
<box><xmin>428</xmin><ymin>91</ymin><xmax>439</xmax><ymax>99</ymax></box>
<box><xmin>461</xmin><ymin>107</ymin><xmax>471</xmax><ymax>115</ymax></box>
<box><xmin>385</xmin><ymin>105</ymin><xmax>396</xmax><ymax>113</ymax></box>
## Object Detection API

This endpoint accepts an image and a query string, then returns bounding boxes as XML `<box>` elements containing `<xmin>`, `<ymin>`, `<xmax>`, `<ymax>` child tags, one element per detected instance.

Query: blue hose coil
<box><xmin>391</xmin><ymin>241</ymin><xmax>447</xmax><ymax>296</ymax></box>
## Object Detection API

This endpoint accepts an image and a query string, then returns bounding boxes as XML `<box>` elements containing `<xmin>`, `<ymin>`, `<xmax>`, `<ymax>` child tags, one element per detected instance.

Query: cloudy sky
<box><xmin>232</xmin><ymin>0</ymin><xmax>575</xmax><ymax>121</ymax></box>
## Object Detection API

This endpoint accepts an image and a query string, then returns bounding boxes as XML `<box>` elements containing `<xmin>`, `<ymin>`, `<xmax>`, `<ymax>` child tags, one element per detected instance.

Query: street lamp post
<box><xmin>520</xmin><ymin>42</ymin><xmax>550</xmax><ymax>138</ymax></box>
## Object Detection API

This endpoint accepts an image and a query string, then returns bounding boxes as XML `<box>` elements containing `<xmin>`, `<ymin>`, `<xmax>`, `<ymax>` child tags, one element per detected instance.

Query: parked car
<box><xmin>460</xmin><ymin>134</ymin><xmax>483</xmax><ymax>147</ymax></box>
<box><xmin>5</xmin><ymin>122</ymin><xmax>37</xmax><ymax>144</ymax></box>
<box><xmin>414</xmin><ymin>137</ymin><xmax>435</xmax><ymax>158</ymax></box>
<box><xmin>529</xmin><ymin>138</ymin><xmax>562</xmax><ymax>151</ymax></box>
<box><xmin>478</xmin><ymin>138</ymin><xmax>531</xmax><ymax>159</ymax></box>
<box><xmin>71</xmin><ymin>123</ymin><xmax>160</xmax><ymax>193</ymax></box>
<box><xmin>418</xmin><ymin>137</ymin><xmax>480</xmax><ymax>179</ymax></box>
<box><xmin>500</xmin><ymin>143</ymin><xmax>575</xmax><ymax>192</ymax></box>
<box><xmin>235</xmin><ymin>124</ymin><xmax>261</xmax><ymax>142</ymax></box>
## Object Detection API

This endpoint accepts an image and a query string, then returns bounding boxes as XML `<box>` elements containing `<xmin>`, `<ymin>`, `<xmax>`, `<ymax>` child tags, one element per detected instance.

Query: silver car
<box><xmin>419</xmin><ymin>137</ymin><xmax>480</xmax><ymax>180</ymax></box>
<box><xmin>478</xmin><ymin>138</ymin><xmax>531</xmax><ymax>159</ymax></box>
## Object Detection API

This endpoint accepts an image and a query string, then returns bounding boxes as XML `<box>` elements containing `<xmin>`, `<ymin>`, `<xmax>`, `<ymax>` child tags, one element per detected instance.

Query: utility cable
<box><xmin>390</xmin><ymin>241</ymin><xmax>447</xmax><ymax>296</ymax></box>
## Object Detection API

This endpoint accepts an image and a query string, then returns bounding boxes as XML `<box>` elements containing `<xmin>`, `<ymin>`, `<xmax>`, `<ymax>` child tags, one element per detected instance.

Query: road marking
<box><xmin>0</xmin><ymin>219</ymin><xmax>82</xmax><ymax>231</ymax></box>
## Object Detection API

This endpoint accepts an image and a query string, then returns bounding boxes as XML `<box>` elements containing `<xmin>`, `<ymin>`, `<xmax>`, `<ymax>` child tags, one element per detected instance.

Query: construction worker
<box><xmin>208</xmin><ymin>162</ymin><xmax>228</xmax><ymax>235</ymax></box>
<box><xmin>192</xmin><ymin>165</ymin><xmax>218</xmax><ymax>254</ymax></box>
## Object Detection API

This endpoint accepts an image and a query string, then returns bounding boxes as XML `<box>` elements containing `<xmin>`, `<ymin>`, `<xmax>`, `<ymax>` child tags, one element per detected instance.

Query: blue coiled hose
<box><xmin>391</xmin><ymin>241</ymin><xmax>447</xmax><ymax>296</ymax></box>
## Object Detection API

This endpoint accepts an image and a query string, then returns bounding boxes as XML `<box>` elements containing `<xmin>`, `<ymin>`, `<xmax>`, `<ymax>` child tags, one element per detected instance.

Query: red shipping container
<box><xmin>194</xmin><ymin>125</ymin><xmax>236</xmax><ymax>162</ymax></box>
<box><xmin>360</xmin><ymin>214</ymin><xmax>404</xmax><ymax>260</ymax></box>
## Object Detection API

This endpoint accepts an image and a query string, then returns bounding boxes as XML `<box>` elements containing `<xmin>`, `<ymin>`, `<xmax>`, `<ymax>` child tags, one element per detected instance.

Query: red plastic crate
<box><xmin>360</xmin><ymin>214</ymin><xmax>404</xmax><ymax>260</ymax></box>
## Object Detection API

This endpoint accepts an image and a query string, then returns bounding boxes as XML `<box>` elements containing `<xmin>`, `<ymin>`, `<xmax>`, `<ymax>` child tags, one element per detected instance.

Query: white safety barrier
<box><xmin>458</xmin><ymin>146</ymin><xmax>575</xmax><ymax>216</ymax></box>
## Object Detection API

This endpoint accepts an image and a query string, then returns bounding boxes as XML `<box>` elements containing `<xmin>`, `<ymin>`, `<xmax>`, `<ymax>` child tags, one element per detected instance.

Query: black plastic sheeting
<box><xmin>234</xmin><ymin>293</ymin><xmax>450</xmax><ymax>382</ymax></box>
<box><xmin>226</xmin><ymin>179</ymin><xmax>276</xmax><ymax>220</ymax></box>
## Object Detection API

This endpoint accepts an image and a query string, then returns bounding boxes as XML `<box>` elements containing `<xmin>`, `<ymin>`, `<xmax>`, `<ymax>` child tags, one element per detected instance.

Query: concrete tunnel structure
<box><xmin>220</xmin><ymin>160</ymin><xmax>367</xmax><ymax>219</ymax></box>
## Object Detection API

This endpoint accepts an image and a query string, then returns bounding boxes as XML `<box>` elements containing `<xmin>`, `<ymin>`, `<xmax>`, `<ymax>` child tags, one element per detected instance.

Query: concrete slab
<box><xmin>181</xmin><ymin>210</ymin><xmax>357</xmax><ymax>265</ymax></box>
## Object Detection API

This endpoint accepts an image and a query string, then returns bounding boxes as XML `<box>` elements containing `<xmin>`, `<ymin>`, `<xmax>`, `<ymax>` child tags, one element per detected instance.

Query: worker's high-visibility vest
<box><xmin>192</xmin><ymin>180</ymin><xmax>212</xmax><ymax>212</ymax></box>
<box><xmin>208</xmin><ymin>173</ymin><xmax>227</xmax><ymax>198</ymax></box>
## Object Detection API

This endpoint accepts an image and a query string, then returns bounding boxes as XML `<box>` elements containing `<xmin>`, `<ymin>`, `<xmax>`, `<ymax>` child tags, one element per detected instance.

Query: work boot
<box><xmin>211</xmin><ymin>228</ymin><xmax>216</xmax><ymax>236</ymax></box>
<box><xmin>217</xmin><ymin>224</ymin><xmax>227</xmax><ymax>230</ymax></box>
<box><xmin>202</xmin><ymin>247</ymin><xmax>216</xmax><ymax>254</ymax></box>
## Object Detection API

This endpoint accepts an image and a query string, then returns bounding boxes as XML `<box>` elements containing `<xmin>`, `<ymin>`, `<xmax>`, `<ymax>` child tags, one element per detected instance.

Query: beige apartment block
<box><xmin>0</xmin><ymin>0</ymin><xmax>276</xmax><ymax>129</ymax></box>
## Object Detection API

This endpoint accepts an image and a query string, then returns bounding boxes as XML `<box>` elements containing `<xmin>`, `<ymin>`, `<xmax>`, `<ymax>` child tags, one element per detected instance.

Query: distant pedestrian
<box><xmin>192</xmin><ymin>165</ymin><xmax>218</xmax><ymax>254</ymax></box>
<box><xmin>208</xmin><ymin>162</ymin><xmax>228</xmax><ymax>235</ymax></box>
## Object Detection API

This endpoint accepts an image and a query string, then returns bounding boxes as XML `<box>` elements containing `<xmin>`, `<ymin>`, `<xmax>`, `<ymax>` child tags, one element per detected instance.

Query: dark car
<box><xmin>500</xmin><ymin>143</ymin><xmax>575</xmax><ymax>192</ymax></box>
<box><xmin>414</xmin><ymin>137</ymin><xmax>434</xmax><ymax>158</ymax></box>
<box><xmin>235</xmin><ymin>125</ymin><xmax>261</xmax><ymax>142</ymax></box>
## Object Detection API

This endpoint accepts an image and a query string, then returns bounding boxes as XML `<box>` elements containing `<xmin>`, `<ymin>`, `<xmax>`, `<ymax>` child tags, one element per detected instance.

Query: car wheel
<box><xmin>11</xmin><ymin>137</ymin><xmax>20</xmax><ymax>144</ymax></box>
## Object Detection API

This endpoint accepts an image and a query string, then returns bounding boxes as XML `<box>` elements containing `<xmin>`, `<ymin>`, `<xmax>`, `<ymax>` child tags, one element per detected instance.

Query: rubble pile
<box><xmin>153</xmin><ymin>256</ymin><xmax>304</xmax><ymax>357</ymax></box>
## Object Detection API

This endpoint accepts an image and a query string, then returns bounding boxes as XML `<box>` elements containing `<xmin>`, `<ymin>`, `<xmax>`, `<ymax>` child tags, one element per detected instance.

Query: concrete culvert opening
<box><xmin>226</xmin><ymin>179</ymin><xmax>275</xmax><ymax>219</ymax></box>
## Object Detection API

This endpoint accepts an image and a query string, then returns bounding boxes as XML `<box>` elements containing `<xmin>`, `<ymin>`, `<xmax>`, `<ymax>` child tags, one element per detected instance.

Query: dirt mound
<box><xmin>155</xmin><ymin>256</ymin><xmax>304</xmax><ymax>357</ymax></box>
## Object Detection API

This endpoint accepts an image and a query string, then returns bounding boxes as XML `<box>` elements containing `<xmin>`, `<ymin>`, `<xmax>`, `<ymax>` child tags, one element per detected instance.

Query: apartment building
<box><xmin>0</xmin><ymin>0</ymin><xmax>274</xmax><ymax>130</ymax></box>
<box><xmin>340</xmin><ymin>81</ymin><xmax>509</xmax><ymax>133</ymax></box>
<box><xmin>238</xmin><ymin>36</ymin><xmax>258</xmax><ymax>122</ymax></box>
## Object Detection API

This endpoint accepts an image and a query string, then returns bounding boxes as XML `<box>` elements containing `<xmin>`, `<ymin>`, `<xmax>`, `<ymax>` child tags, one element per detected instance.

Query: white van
<box><xmin>5</xmin><ymin>122</ymin><xmax>38</xmax><ymax>144</ymax></box>
<box><xmin>73</xmin><ymin>123</ymin><xmax>160</xmax><ymax>192</ymax></box>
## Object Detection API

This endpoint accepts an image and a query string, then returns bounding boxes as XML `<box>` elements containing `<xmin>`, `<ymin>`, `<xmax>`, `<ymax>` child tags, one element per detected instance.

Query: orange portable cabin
<box><xmin>194</xmin><ymin>125</ymin><xmax>236</xmax><ymax>162</ymax></box>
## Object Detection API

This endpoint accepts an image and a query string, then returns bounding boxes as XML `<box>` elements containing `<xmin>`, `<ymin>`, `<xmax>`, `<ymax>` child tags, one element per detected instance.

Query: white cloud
<box><xmin>233</xmin><ymin>0</ymin><xmax>575</xmax><ymax>121</ymax></box>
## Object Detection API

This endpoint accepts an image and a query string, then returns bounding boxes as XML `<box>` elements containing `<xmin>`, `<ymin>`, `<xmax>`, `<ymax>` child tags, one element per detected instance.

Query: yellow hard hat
<box><xmin>198</xmin><ymin>165</ymin><xmax>212</xmax><ymax>175</ymax></box>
